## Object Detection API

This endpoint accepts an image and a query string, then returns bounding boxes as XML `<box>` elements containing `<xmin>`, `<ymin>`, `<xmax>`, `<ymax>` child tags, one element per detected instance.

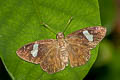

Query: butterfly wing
<box><xmin>66</xmin><ymin>26</ymin><xmax>106</xmax><ymax>49</ymax></box>
<box><xmin>16</xmin><ymin>39</ymin><xmax>66</xmax><ymax>74</ymax></box>
<box><xmin>40</xmin><ymin>47</ymin><xmax>67</xmax><ymax>74</ymax></box>
<box><xmin>67</xmin><ymin>43</ymin><xmax>90</xmax><ymax>67</ymax></box>
<box><xmin>66</xmin><ymin>26</ymin><xmax>106</xmax><ymax>67</ymax></box>
<box><xmin>16</xmin><ymin>39</ymin><xmax>56</xmax><ymax>64</ymax></box>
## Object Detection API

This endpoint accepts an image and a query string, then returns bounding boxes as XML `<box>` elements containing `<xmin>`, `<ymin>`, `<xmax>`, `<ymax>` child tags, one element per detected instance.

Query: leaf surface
<box><xmin>0</xmin><ymin>0</ymin><xmax>101</xmax><ymax>80</ymax></box>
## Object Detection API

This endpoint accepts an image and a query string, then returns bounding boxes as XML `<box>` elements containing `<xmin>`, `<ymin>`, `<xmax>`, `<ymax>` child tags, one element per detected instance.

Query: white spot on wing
<box><xmin>83</xmin><ymin>30</ymin><xmax>93</xmax><ymax>41</ymax></box>
<box><xmin>31</xmin><ymin>43</ymin><xmax>39</xmax><ymax>57</ymax></box>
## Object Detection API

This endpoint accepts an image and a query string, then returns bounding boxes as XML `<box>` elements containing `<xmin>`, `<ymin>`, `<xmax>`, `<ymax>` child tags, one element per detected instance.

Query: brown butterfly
<box><xmin>16</xmin><ymin>18</ymin><xmax>106</xmax><ymax>74</ymax></box>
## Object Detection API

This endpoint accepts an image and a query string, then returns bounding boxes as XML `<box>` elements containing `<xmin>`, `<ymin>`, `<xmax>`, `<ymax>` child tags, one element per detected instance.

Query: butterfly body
<box><xmin>56</xmin><ymin>32</ymin><xmax>70</xmax><ymax>67</ymax></box>
<box><xmin>16</xmin><ymin>26</ymin><xmax>106</xmax><ymax>74</ymax></box>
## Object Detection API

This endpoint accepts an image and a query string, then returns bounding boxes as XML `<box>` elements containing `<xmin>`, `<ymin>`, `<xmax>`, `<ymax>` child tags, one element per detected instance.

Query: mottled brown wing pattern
<box><xmin>66</xmin><ymin>26</ymin><xmax>106</xmax><ymax>49</ymax></box>
<box><xmin>40</xmin><ymin>47</ymin><xmax>66</xmax><ymax>74</ymax></box>
<box><xmin>16</xmin><ymin>26</ymin><xmax>106</xmax><ymax>74</ymax></box>
<box><xmin>16</xmin><ymin>39</ymin><xmax>66</xmax><ymax>74</ymax></box>
<box><xmin>66</xmin><ymin>26</ymin><xmax>106</xmax><ymax>67</ymax></box>
<box><xmin>16</xmin><ymin>39</ymin><xmax>56</xmax><ymax>64</ymax></box>
<box><xmin>67</xmin><ymin>44</ymin><xmax>90</xmax><ymax>67</ymax></box>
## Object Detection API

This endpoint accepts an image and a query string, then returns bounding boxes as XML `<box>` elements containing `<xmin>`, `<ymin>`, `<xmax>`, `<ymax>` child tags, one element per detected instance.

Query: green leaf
<box><xmin>0</xmin><ymin>0</ymin><xmax>100</xmax><ymax>80</ymax></box>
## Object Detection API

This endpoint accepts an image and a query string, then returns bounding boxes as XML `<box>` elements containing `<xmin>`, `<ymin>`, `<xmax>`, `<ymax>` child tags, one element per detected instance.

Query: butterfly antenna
<box><xmin>41</xmin><ymin>22</ymin><xmax>57</xmax><ymax>35</ymax></box>
<box><xmin>63</xmin><ymin>17</ymin><xmax>73</xmax><ymax>33</ymax></box>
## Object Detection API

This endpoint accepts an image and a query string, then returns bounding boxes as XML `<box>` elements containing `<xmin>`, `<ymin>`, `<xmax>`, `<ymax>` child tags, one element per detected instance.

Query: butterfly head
<box><xmin>56</xmin><ymin>32</ymin><xmax>65</xmax><ymax>39</ymax></box>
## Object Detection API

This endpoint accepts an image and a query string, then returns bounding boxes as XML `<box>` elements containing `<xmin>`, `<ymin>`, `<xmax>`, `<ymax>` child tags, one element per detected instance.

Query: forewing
<box><xmin>16</xmin><ymin>39</ymin><xmax>56</xmax><ymax>64</ymax></box>
<box><xmin>66</xmin><ymin>26</ymin><xmax>106</xmax><ymax>49</ymax></box>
